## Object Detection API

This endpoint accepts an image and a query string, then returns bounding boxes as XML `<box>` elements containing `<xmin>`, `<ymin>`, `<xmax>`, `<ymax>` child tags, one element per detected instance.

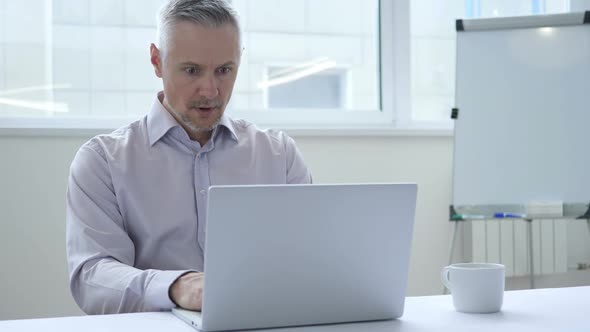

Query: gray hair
<box><xmin>157</xmin><ymin>0</ymin><xmax>241</xmax><ymax>55</ymax></box>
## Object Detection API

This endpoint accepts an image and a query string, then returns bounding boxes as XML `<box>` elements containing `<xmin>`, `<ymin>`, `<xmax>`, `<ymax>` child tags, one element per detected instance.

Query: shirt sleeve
<box><xmin>65</xmin><ymin>141</ymin><xmax>192</xmax><ymax>314</ymax></box>
<box><xmin>284</xmin><ymin>135</ymin><xmax>312</xmax><ymax>184</ymax></box>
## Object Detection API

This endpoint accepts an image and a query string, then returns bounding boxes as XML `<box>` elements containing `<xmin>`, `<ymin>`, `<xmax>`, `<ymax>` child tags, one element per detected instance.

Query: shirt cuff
<box><xmin>145</xmin><ymin>270</ymin><xmax>196</xmax><ymax>311</ymax></box>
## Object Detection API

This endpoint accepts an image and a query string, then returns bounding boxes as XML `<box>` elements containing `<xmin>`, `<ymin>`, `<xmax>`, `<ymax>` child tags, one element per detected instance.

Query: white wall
<box><xmin>0</xmin><ymin>133</ymin><xmax>460</xmax><ymax>320</ymax></box>
<box><xmin>0</xmin><ymin>136</ymin><xmax>84</xmax><ymax>319</ymax></box>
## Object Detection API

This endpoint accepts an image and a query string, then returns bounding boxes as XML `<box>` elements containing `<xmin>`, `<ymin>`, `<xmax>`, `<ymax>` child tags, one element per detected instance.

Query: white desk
<box><xmin>1</xmin><ymin>286</ymin><xmax>587</xmax><ymax>331</ymax></box>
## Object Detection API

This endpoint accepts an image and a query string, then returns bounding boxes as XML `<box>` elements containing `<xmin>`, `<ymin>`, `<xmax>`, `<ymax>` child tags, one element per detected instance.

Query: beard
<box><xmin>172</xmin><ymin>99</ymin><xmax>224</xmax><ymax>133</ymax></box>
<box><xmin>178</xmin><ymin>112</ymin><xmax>222</xmax><ymax>133</ymax></box>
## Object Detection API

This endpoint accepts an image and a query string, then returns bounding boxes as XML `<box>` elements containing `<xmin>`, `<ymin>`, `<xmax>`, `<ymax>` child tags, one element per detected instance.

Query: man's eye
<box><xmin>185</xmin><ymin>67</ymin><xmax>198</xmax><ymax>75</ymax></box>
<box><xmin>217</xmin><ymin>67</ymin><xmax>232</xmax><ymax>74</ymax></box>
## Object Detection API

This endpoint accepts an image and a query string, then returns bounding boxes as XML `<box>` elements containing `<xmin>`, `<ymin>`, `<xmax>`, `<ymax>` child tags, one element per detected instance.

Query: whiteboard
<box><xmin>453</xmin><ymin>13</ymin><xmax>590</xmax><ymax>207</ymax></box>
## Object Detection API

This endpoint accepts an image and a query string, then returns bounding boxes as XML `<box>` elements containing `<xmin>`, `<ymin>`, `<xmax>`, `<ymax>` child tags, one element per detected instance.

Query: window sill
<box><xmin>282</xmin><ymin>126</ymin><xmax>453</xmax><ymax>137</ymax></box>
<box><xmin>0</xmin><ymin>124</ymin><xmax>454</xmax><ymax>138</ymax></box>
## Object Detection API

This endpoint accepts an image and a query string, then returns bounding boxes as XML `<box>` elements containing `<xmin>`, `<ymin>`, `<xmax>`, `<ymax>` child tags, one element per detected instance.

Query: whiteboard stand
<box><xmin>444</xmin><ymin>221</ymin><xmax>461</xmax><ymax>294</ymax></box>
<box><xmin>525</xmin><ymin>218</ymin><xmax>535</xmax><ymax>289</ymax></box>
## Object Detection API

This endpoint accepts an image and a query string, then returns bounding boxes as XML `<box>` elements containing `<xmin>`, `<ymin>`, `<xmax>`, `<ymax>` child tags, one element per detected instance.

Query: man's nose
<box><xmin>198</xmin><ymin>73</ymin><xmax>219</xmax><ymax>99</ymax></box>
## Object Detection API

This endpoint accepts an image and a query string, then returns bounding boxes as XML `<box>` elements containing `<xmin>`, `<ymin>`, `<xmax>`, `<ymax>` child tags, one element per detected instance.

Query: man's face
<box><xmin>151</xmin><ymin>21</ymin><xmax>240</xmax><ymax>136</ymax></box>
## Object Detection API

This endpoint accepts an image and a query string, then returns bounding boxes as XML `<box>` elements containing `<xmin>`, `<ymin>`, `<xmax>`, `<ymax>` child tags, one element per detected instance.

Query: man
<box><xmin>66</xmin><ymin>0</ymin><xmax>311</xmax><ymax>314</ymax></box>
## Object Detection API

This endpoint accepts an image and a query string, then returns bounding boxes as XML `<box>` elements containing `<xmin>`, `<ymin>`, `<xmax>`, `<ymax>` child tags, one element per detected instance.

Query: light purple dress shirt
<box><xmin>66</xmin><ymin>93</ymin><xmax>312</xmax><ymax>314</ymax></box>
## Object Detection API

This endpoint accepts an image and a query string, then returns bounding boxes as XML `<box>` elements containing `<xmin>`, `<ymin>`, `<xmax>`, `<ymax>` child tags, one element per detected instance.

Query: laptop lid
<box><xmin>199</xmin><ymin>183</ymin><xmax>417</xmax><ymax>331</ymax></box>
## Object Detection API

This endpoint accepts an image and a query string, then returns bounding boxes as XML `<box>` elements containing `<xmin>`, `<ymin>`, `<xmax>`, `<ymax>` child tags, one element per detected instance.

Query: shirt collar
<box><xmin>147</xmin><ymin>92</ymin><xmax>239</xmax><ymax>146</ymax></box>
<box><xmin>147</xmin><ymin>92</ymin><xmax>181</xmax><ymax>146</ymax></box>
<box><xmin>217</xmin><ymin>113</ymin><xmax>239</xmax><ymax>143</ymax></box>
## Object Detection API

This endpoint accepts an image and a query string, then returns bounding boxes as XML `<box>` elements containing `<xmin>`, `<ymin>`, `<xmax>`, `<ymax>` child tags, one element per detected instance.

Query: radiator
<box><xmin>470</xmin><ymin>219</ymin><xmax>568</xmax><ymax>277</ymax></box>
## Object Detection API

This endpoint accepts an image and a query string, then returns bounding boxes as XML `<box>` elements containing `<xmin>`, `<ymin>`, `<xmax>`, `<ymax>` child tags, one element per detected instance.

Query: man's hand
<box><xmin>169</xmin><ymin>272</ymin><xmax>205</xmax><ymax>311</ymax></box>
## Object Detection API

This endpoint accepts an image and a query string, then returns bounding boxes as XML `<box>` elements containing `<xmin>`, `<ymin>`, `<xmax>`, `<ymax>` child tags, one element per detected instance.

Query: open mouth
<box><xmin>192</xmin><ymin>106</ymin><xmax>216</xmax><ymax>113</ymax></box>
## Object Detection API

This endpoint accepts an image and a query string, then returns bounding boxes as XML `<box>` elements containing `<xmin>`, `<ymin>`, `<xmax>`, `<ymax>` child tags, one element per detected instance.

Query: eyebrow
<box><xmin>179</xmin><ymin>61</ymin><xmax>237</xmax><ymax>67</ymax></box>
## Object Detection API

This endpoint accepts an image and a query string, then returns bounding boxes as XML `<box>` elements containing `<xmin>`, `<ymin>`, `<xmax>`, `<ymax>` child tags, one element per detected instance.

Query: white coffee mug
<box><xmin>441</xmin><ymin>263</ymin><xmax>505</xmax><ymax>313</ymax></box>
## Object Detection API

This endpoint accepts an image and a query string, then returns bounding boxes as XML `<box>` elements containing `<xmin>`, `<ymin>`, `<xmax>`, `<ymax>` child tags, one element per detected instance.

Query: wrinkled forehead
<box><xmin>164</xmin><ymin>21</ymin><xmax>241</xmax><ymax>66</ymax></box>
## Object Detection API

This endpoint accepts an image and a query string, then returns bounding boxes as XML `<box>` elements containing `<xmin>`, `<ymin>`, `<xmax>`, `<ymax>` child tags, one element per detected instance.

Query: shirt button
<box><xmin>200</xmin><ymin>189</ymin><xmax>206</xmax><ymax>195</ymax></box>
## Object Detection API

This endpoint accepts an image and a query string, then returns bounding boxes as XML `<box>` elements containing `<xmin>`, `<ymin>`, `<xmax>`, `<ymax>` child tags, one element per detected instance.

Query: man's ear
<box><xmin>150</xmin><ymin>43</ymin><xmax>163</xmax><ymax>78</ymax></box>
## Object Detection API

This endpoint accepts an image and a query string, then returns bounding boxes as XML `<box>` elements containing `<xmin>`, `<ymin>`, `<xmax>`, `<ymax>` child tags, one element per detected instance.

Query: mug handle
<box><xmin>441</xmin><ymin>266</ymin><xmax>452</xmax><ymax>291</ymax></box>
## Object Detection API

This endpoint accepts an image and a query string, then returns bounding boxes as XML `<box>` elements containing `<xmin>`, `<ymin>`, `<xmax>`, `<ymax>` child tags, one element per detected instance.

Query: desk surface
<box><xmin>1</xmin><ymin>286</ymin><xmax>587</xmax><ymax>332</ymax></box>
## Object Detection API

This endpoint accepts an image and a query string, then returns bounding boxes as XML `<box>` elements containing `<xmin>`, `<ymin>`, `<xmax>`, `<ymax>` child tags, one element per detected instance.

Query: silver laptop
<box><xmin>172</xmin><ymin>183</ymin><xmax>417</xmax><ymax>331</ymax></box>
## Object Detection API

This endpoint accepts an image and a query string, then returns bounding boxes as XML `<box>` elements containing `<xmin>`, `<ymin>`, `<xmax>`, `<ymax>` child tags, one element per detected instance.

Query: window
<box><xmin>0</xmin><ymin>0</ymin><xmax>587</xmax><ymax>132</ymax></box>
<box><xmin>0</xmin><ymin>0</ymin><xmax>386</xmax><ymax>130</ymax></box>
<box><xmin>229</xmin><ymin>0</ymin><xmax>382</xmax><ymax>118</ymax></box>
<box><xmin>265</xmin><ymin>65</ymin><xmax>347</xmax><ymax>109</ymax></box>
<box><xmin>0</xmin><ymin>0</ymin><xmax>166</xmax><ymax>129</ymax></box>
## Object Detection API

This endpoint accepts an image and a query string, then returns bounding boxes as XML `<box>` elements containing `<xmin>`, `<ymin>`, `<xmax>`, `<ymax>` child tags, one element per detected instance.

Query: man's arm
<box><xmin>66</xmin><ymin>142</ymin><xmax>192</xmax><ymax>314</ymax></box>
<box><xmin>284</xmin><ymin>135</ymin><xmax>312</xmax><ymax>184</ymax></box>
